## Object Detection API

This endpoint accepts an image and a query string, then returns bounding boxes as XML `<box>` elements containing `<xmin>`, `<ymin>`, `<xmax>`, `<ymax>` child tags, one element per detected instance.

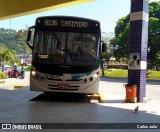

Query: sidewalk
<box><xmin>0</xmin><ymin>72</ymin><xmax>29</xmax><ymax>90</ymax></box>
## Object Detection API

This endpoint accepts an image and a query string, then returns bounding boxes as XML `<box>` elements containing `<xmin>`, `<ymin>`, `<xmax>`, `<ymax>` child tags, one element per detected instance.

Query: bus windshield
<box><xmin>33</xmin><ymin>31</ymin><xmax>99</xmax><ymax>66</ymax></box>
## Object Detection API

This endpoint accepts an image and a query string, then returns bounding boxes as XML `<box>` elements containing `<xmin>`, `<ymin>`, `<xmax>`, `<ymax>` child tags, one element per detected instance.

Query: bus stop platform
<box><xmin>0</xmin><ymin>77</ymin><xmax>160</xmax><ymax>131</ymax></box>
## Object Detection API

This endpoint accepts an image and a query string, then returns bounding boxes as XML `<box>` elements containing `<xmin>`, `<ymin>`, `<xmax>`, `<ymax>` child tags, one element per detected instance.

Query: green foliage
<box><xmin>148</xmin><ymin>17</ymin><xmax>160</xmax><ymax>69</ymax></box>
<box><xmin>115</xmin><ymin>15</ymin><xmax>130</xmax><ymax>38</ymax></box>
<box><xmin>0</xmin><ymin>28</ymin><xmax>31</xmax><ymax>55</ymax></box>
<box><xmin>146</xmin><ymin>71</ymin><xmax>160</xmax><ymax>80</ymax></box>
<box><xmin>101</xmin><ymin>69</ymin><xmax>160</xmax><ymax>80</ymax></box>
<box><xmin>24</xmin><ymin>66</ymin><xmax>31</xmax><ymax>71</ymax></box>
<box><xmin>114</xmin><ymin>1</ymin><xmax>160</xmax><ymax>69</ymax></box>
<box><xmin>0</xmin><ymin>48</ymin><xmax>16</xmax><ymax>66</ymax></box>
<box><xmin>155</xmin><ymin>51</ymin><xmax>160</xmax><ymax>71</ymax></box>
<box><xmin>0</xmin><ymin>28</ymin><xmax>17</xmax><ymax>51</ymax></box>
<box><xmin>114</xmin><ymin>24</ymin><xmax>129</xmax><ymax>61</ymax></box>
<box><xmin>109</xmin><ymin>38</ymin><xmax>116</xmax><ymax>55</ymax></box>
<box><xmin>0</xmin><ymin>28</ymin><xmax>32</xmax><ymax>66</ymax></box>
<box><xmin>149</xmin><ymin>1</ymin><xmax>160</xmax><ymax>18</ymax></box>
<box><xmin>103</xmin><ymin>69</ymin><xmax>128</xmax><ymax>78</ymax></box>
<box><xmin>0</xmin><ymin>72</ymin><xmax>7</xmax><ymax>79</ymax></box>
<box><xmin>102</xmin><ymin>52</ymin><xmax>111</xmax><ymax>61</ymax></box>
<box><xmin>16</xmin><ymin>29</ymin><xmax>31</xmax><ymax>54</ymax></box>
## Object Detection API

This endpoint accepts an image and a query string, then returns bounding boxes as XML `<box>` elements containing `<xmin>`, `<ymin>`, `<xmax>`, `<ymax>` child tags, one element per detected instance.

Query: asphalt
<box><xmin>0</xmin><ymin>73</ymin><xmax>160</xmax><ymax>131</ymax></box>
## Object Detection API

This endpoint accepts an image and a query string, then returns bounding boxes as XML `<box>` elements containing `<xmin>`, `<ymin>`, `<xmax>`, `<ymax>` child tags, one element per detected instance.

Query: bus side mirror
<box><xmin>102</xmin><ymin>42</ymin><xmax>107</xmax><ymax>53</ymax></box>
<box><xmin>27</xmin><ymin>31</ymin><xmax>31</xmax><ymax>41</ymax></box>
<box><xmin>26</xmin><ymin>26</ymin><xmax>35</xmax><ymax>49</ymax></box>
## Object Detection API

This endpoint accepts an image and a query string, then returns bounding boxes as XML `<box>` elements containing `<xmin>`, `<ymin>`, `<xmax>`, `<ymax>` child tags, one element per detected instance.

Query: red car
<box><xmin>2</xmin><ymin>66</ymin><xmax>21</xmax><ymax>78</ymax></box>
<box><xmin>7</xmin><ymin>69</ymin><xmax>21</xmax><ymax>78</ymax></box>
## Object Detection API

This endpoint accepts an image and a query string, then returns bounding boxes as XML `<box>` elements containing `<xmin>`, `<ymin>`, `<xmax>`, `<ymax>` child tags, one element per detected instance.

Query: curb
<box><xmin>14</xmin><ymin>84</ymin><xmax>25</xmax><ymax>88</ymax></box>
<box><xmin>86</xmin><ymin>94</ymin><xmax>107</xmax><ymax>103</ymax></box>
<box><xmin>99</xmin><ymin>93</ymin><xmax>107</xmax><ymax>103</ymax></box>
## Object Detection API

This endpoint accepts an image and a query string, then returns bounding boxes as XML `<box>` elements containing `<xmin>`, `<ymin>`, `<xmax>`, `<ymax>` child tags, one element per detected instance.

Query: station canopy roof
<box><xmin>0</xmin><ymin>0</ymin><xmax>95</xmax><ymax>20</ymax></box>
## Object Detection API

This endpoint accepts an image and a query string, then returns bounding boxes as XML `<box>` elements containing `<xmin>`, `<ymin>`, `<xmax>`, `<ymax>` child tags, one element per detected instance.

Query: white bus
<box><xmin>27</xmin><ymin>16</ymin><xmax>106</xmax><ymax>94</ymax></box>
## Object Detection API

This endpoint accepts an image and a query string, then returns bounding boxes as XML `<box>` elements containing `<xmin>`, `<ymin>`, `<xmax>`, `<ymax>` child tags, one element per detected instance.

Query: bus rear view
<box><xmin>27</xmin><ymin>16</ymin><xmax>106</xmax><ymax>94</ymax></box>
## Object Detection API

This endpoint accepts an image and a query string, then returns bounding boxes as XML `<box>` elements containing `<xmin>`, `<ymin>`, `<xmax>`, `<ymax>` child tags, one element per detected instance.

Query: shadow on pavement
<box><xmin>30</xmin><ymin>92</ymin><xmax>91</xmax><ymax>102</ymax></box>
<box><xmin>0</xmin><ymin>87</ymin><xmax>160</xmax><ymax>127</ymax></box>
<box><xmin>106</xmin><ymin>99</ymin><xmax>125</xmax><ymax>103</ymax></box>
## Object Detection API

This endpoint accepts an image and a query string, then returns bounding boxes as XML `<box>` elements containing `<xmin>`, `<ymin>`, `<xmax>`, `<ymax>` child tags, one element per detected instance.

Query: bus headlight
<box><xmin>31</xmin><ymin>70</ymin><xmax>36</xmax><ymax>76</ymax></box>
<box><xmin>93</xmin><ymin>74</ymin><xmax>98</xmax><ymax>78</ymax></box>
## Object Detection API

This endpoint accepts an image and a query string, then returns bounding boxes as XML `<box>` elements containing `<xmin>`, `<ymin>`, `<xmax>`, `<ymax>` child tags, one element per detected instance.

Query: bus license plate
<box><xmin>57</xmin><ymin>84</ymin><xmax>69</xmax><ymax>89</ymax></box>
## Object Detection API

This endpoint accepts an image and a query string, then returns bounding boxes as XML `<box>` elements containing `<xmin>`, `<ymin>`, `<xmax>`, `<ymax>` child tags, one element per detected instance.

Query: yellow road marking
<box><xmin>86</xmin><ymin>94</ymin><xmax>107</xmax><ymax>103</ymax></box>
<box><xmin>14</xmin><ymin>84</ymin><xmax>25</xmax><ymax>88</ymax></box>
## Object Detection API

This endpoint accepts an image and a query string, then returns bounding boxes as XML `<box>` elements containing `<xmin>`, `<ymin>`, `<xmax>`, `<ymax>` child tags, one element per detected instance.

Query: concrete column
<box><xmin>128</xmin><ymin>0</ymin><xmax>150</xmax><ymax>102</ymax></box>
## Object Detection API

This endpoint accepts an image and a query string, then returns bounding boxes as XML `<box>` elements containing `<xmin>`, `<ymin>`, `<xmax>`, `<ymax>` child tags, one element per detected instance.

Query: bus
<box><xmin>27</xmin><ymin>16</ymin><xmax>106</xmax><ymax>94</ymax></box>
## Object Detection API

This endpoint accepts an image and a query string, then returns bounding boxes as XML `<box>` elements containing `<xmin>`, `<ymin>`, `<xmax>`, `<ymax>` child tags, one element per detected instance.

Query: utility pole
<box><xmin>10</xmin><ymin>19</ymin><xmax>12</xmax><ymax>29</ymax></box>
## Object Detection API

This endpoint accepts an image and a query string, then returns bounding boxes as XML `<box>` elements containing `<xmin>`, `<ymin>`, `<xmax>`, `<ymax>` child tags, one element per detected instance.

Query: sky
<box><xmin>0</xmin><ymin>0</ymin><xmax>159</xmax><ymax>32</ymax></box>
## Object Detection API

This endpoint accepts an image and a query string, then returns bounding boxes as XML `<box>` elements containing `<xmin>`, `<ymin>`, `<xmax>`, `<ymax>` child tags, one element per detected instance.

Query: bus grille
<box><xmin>49</xmin><ymin>88</ymin><xmax>78</xmax><ymax>91</ymax></box>
<box><xmin>46</xmin><ymin>78</ymin><xmax>82</xmax><ymax>82</ymax></box>
<box><xmin>48</xmin><ymin>84</ymin><xmax>79</xmax><ymax>91</ymax></box>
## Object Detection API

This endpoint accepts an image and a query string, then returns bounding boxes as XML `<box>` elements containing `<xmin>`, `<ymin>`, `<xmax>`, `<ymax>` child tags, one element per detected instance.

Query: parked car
<box><xmin>7</xmin><ymin>68</ymin><xmax>21</xmax><ymax>78</ymax></box>
<box><xmin>0</xmin><ymin>65</ymin><xmax>11</xmax><ymax>72</ymax></box>
<box><xmin>0</xmin><ymin>65</ymin><xmax>21</xmax><ymax>78</ymax></box>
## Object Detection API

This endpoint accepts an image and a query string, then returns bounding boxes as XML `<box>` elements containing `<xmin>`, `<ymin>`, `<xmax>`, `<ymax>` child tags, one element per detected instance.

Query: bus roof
<box><xmin>35</xmin><ymin>16</ymin><xmax>101</xmax><ymax>33</ymax></box>
<box><xmin>36</xmin><ymin>16</ymin><xmax>100</xmax><ymax>23</ymax></box>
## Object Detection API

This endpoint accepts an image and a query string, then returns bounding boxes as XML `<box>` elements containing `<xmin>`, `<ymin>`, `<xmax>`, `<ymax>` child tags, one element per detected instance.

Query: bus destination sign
<box><xmin>44</xmin><ymin>19</ymin><xmax>89</xmax><ymax>28</ymax></box>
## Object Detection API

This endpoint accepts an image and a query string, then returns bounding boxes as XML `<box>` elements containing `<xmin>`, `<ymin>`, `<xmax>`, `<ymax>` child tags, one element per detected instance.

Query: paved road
<box><xmin>0</xmin><ymin>74</ymin><xmax>160</xmax><ymax>131</ymax></box>
<box><xmin>0</xmin><ymin>73</ymin><xmax>159</xmax><ymax>102</ymax></box>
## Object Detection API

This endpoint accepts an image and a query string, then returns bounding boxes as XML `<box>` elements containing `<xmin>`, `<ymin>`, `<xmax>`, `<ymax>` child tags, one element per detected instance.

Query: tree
<box><xmin>101</xmin><ymin>32</ymin><xmax>114</xmax><ymax>61</ymax></box>
<box><xmin>0</xmin><ymin>28</ymin><xmax>17</xmax><ymax>51</ymax></box>
<box><xmin>0</xmin><ymin>49</ymin><xmax>16</xmax><ymax>71</ymax></box>
<box><xmin>114</xmin><ymin>22</ymin><xmax>130</xmax><ymax>61</ymax></box>
<box><xmin>114</xmin><ymin>1</ymin><xmax>160</xmax><ymax>69</ymax></box>
<box><xmin>16</xmin><ymin>29</ymin><xmax>31</xmax><ymax>55</ymax></box>
<box><xmin>0</xmin><ymin>28</ymin><xmax>31</xmax><ymax>55</ymax></box>
<box><xmin>148</xmin><ymin>17</ymin><xmax>160</xmax><ymax>69</ymax></box>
